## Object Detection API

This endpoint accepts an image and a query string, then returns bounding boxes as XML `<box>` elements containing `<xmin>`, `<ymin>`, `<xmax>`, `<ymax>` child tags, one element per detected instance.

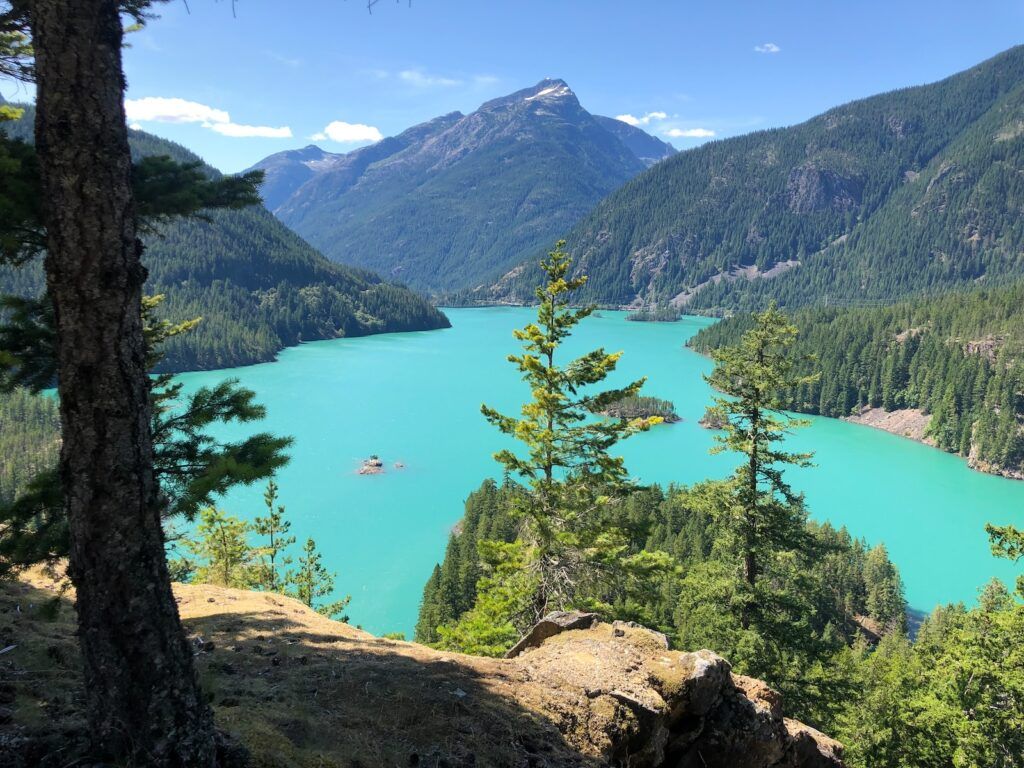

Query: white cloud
<box><xmin>754</xmin><ymin>42</ymin><xmax>781</xmax><ymax>54</ymax></box>
<box><xmin>615</xmin><ymin>111</ymin><xmax>668</xmax><ymax>127</ymax></box>
<box><xmin>129</xmin><ymin>122</ymin><xmax>143</xmax><ymax>131</ymax></box>
<box><xmin>209</xmin><ymin>122</ymin><xmax>292</xmax><ymax>138</ymax></box>
<box><xmin>125</xmin><ymin>96</ymin><xmax>292</xmax><ymax>139</ymax></box>
<box><xmin>473</xmin><ymin>75</ymin><xmax>500</xmax><ymax>86</ymax></box>
<box><xmin>664</xmin><ymin>127</ymin><xmax>716</xmax><ymax>138</ymax></box>
<box><xmin>125</xmin><ymin>97</ymin><xmax>229</xmax><ymax>125</ymax></box>
<box><xmin>399</xmin><ymin>69</ymin><xmax>462</xmax><ymax>88</ymax></box>
<box><xmin>313</xmin><ymin>120</ymin><xmax>384</xmax><ymax>143</ymax></box>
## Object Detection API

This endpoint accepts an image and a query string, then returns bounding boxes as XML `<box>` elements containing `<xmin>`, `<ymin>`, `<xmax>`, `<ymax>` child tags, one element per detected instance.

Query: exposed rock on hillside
<box><xmin>785</xmin><ymin>165</ymin><xmax>862</xmax><ymax>214</ymax></box>
<box><xmin>0</xmin><ymin>574</ymin><xmax>842</xmax><ymax>767</ymax></box>
<box><xmin>842</xmin><ymin>406</ymin><xmax>933</xmax><ymax>443</ymax></box>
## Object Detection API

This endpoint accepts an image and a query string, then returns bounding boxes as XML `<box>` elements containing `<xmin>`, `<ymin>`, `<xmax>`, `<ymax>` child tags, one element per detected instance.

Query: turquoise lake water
<box><xmin>175</xmin><ymin>307</ymin><xmax>1023</xmax><ymax>637</ymax></box>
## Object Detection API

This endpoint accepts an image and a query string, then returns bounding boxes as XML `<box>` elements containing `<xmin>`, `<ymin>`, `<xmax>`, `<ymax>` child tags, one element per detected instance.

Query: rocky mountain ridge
<box><xmin>469</xmin><ymin>46</ymin><xmax>1024</xmax><ymax>311</ymax></box>
<box><xmin>249</xmin><ymin>79</ymin><xmax>674</xmax><ymax>292</ymax></box>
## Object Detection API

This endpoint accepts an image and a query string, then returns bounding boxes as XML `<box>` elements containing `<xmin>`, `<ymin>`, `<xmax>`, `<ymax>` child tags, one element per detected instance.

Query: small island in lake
<box><xmin>599</xmin><ymin>395</ymin><xmax>680</xmax><ymax>423</ymax></box>
<box><xmin>626</xmin><ymin>305</ymin><xmax>682</xmax><ymax>323</ymax></box>
<box><xmin>699</xmin><ymin>406</ymin><xmax>728</xmax><ymax>430</ymax></box>
<box><xmin>358</xmin><ymin>455</ymin><xmax>385</xmax><ymax>475</ymax></box>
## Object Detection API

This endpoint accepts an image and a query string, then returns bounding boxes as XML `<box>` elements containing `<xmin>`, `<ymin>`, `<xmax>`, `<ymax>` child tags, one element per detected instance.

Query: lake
<box><xmin>175</xmin><ymin>308</ymin><xmax>1023</xmax><ymax>637</ymax></box>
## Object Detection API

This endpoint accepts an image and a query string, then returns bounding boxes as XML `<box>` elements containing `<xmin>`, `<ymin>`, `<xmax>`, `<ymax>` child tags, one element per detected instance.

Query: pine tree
<box><xmin>704</xmin><ymin>303</ymin><xmax>819</xmax><ymax>628</ymax></box>
<box><xmin>186</xmin><ymin>507</ymin><xmax>254</xmax><ymax>588</ymax></box>
<box><xmin>288</xmin><ymin>537</ymin><xmax>351</xmax><ymax>621</ymax></box>
<box><xmin>251</xmin><ymin>479</ymin><xmax>295</xmax><ymax>593</ymax></box>
<box><xmin>8</xmin><ymin>2</ymin><xmax>221</xmax><ymax>759</ymax></box>
<box><xmin>986</xmin><ymin>522</ymin><xmax>1024</xmax><ymax>597</ymax></box>
<box><xmin>443</xmin><ymin>241</ymin><xmax>670</xmax><ymax>651</ymax></box>
<box><xmin>0</xmin><ymin>295</ymin><xmax>292</xmax><ymax>577</ymax></box>
<box><xmin>863</xmin><ymin>544</ymin><xmax>907</xmax><ymax>633</ymax></box>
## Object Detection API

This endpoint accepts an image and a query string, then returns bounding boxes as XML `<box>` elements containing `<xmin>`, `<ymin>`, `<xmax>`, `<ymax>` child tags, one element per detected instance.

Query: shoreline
<box><xmin>841</xmin><ymin>406</ymin><xmax>1023</xmax><ymax>481</ymax></box>
<box><xmin>689</xmin><ymin>337</ymin><xmax>1024</xmax><ymax>483</ymax></box>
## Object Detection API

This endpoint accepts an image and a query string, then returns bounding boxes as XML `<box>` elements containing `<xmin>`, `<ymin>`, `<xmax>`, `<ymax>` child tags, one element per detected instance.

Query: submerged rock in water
<box><xmin>358</xmin><ymin>455</ymin><xmax>385</xmax><ymax>475</ymax></box>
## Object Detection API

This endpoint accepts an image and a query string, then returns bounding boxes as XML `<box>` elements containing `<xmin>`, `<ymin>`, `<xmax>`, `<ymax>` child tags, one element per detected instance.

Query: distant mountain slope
<box><xmin>251</xmin><ymin>112</ymin><xmax>464</xmax><ymax>217</ymax></box>
<box><xmin>591</xmin><ymin>115</ymin><xmax>676</xmax><ymax>166</ymax></box>
<box><xmin>251</xmin><ymin>144</ymin><xmax>335</xmax><ymax>211</ymax></box>
<box><xmin>0</xmin><ymin>108</ymin><xmax>449</xmax><ymax>372</ymax></box>
<box><xmin>474</xmin><ymin>46</ymin><xmax>1024</xmax><ymax>310</ymax></box>
<box><xmin>250</xmin><ymin>80</ymin><xmax>665</xmax><ymax>292</ymax></box>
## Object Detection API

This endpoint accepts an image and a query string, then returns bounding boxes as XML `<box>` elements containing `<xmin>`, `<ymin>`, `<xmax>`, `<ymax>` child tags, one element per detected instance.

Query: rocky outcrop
<box><xmin>1</xmin><ymin>575</ymin><xmax>843</xmax><ymax>768</ymax></box>
<box><xmin>357</xmin><ymin>454</ymin><xmax>385</xmax><ymax>474</ymax></box>
<box><xmin>505</xmin><ymin>612</ymin><xmax>843</xmax><ymax>767</ymax></box>
<box><xmin>505</xmin><ymin>610</ymin><xmax>601</xmax><ymax>657</ymax></box>
<box><xmin>785</xmin><ymin>165</ymin><xmax>862</xmax><ymax>214</ymax></box>
<box><xmin>842</xmin><ymin>406</ymin><xmax>933</xmax><ymax>443</ymax></box>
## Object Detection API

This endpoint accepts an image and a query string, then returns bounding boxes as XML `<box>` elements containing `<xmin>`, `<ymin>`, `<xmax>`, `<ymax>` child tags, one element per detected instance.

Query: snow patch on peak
<box><xmin>525</xmin><ymin>83</ymin><xmax>574</xmax><ymax>102</ymax></box>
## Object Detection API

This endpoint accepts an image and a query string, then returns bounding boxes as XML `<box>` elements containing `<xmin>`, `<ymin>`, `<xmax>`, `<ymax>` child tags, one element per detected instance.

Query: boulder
<box><xmin>505</xmin><ymin>615</ymin><xmax>845</xmax><ymax>767</ymax></box>
<box><xmin>504</xmin><ymin>610</ymin><xmax>600</xmax><ymax>658</ymax></box>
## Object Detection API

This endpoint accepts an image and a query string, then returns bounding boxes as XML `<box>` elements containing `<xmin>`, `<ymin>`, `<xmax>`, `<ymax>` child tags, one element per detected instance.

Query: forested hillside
<box><xmin>419</xmin><ymin>480</ymin><xmax>1024</xmax><ymax>768</ymax></box>
<box><xmin>250</xmin><ymin>80</ymin><xmax>658</xmax><ymax>292</ymax></box>
<box><xmin>470</xmin><ymin>46</ymin><xmax>1024</xmax><ymax>310</ymax></box>
<box><xmin>0</xmin><ymin>108</ymin><xmax>450</xmax><ymax>372</ymax></box>
<box><xmin>0</xmin><ymin>388</ymin><xmax>58</xmax><ymax>504</ymax></box>
<box><xmin>691</xmin><ymin>283</ymin><xmax>1024</xmax><ymax>477</ymax></box>
<box><xmin>416</xmin><ymin>280</ymin><xmax>1024</xmax><ymax>766</ymax></box>
<box><xmin>418</xmin><ymin>479</ymin><xmax>906</xmax><ymax>653</ymax></box>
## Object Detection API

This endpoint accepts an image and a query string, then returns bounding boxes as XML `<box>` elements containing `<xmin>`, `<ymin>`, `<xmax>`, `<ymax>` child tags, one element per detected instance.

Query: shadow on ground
<box><xmin>0</xmin><ymin>576</ymin><xmax>605</xmax><ymax>767</ymax></box>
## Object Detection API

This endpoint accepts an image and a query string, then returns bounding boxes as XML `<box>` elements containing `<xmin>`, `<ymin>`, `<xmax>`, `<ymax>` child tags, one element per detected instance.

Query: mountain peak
<box><xmin>524</xmin><ymin>78</ymin><xmax>574</xmax><ymax>102</ymax></box>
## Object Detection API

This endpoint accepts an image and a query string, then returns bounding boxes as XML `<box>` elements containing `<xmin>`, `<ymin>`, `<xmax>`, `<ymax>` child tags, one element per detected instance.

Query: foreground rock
<box><xmin>1</xmin><ymin>574</ymin><xmax>842</xmax><ymax>767</ymax></box>
<box><xmin>505</xmin><ymin>612</ymin><xmax>842</xmax><ymax>767</ymax></box>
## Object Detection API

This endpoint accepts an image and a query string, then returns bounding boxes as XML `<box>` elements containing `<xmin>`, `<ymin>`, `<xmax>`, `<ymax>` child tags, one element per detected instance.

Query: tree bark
<box><xmin>30</xmin><ymin>1</ymin><xmax>218</xmax><ymax>763</ymax></box>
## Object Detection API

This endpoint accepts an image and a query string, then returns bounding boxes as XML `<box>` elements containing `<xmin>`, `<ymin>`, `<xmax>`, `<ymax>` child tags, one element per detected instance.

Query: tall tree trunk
<box><xmin>741</xmin><ymin>408</ymin><xmax>759</xmax><ymax>630</ymax></box>
<box><xmin>30</xmin><ymin>1</ymin><xmax>218</xmax><ymax>763</ymax></box>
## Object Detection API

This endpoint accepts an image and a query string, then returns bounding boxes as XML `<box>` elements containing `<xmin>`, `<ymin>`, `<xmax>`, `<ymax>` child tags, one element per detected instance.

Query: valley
<box><xmin>171</xmin><ymin>308</ymin><xmax>1022</xmax><ymax>638</ymax></box>
<box><xmin>0</xmin><ymin>105</ymin><xmax>450</xmax><ymax>373</ymax></box>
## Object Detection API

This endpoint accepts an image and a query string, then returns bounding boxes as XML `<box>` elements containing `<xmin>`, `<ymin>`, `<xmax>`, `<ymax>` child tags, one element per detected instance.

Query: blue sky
<box><xmin>6</xmin><ymin>0</ymin><xmax>1021</xmax><ymax>172</ymax></box>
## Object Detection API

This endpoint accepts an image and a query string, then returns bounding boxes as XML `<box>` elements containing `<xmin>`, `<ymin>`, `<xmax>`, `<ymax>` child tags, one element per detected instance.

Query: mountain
<box><xmin>249</xmin><ymin>80</ymin><xmax>669</xmax><ymax>292</ymax></box>
<box><xmin>0</xmin><ymin>108</ymin><xmax>449</xmax><ymax>372</ymax></box>
<box><xmin>250</xmin><ymin>144</ymin><xmax>335</xmax><ymax>211</ymax></box>
<box><xmin>252</xmin><ymin>110</ymin><xmax>465</xmax><ymax>217</ymax></box>
<box><xmin>591</xmin><ymin>115</ymin><xmax>676</xmax><ymax>166</ymax></box>
<box><xmin>473</xmin><ymin>47</ymin><xmax>1024</xmax><ymax>310</ymax></box>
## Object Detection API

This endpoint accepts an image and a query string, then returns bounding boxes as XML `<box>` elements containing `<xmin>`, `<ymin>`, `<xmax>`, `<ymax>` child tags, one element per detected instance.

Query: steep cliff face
<box><xmin>0</xmin><ymin>574</ymin><xmax>842</xmax><ymax>767</ymax></box>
